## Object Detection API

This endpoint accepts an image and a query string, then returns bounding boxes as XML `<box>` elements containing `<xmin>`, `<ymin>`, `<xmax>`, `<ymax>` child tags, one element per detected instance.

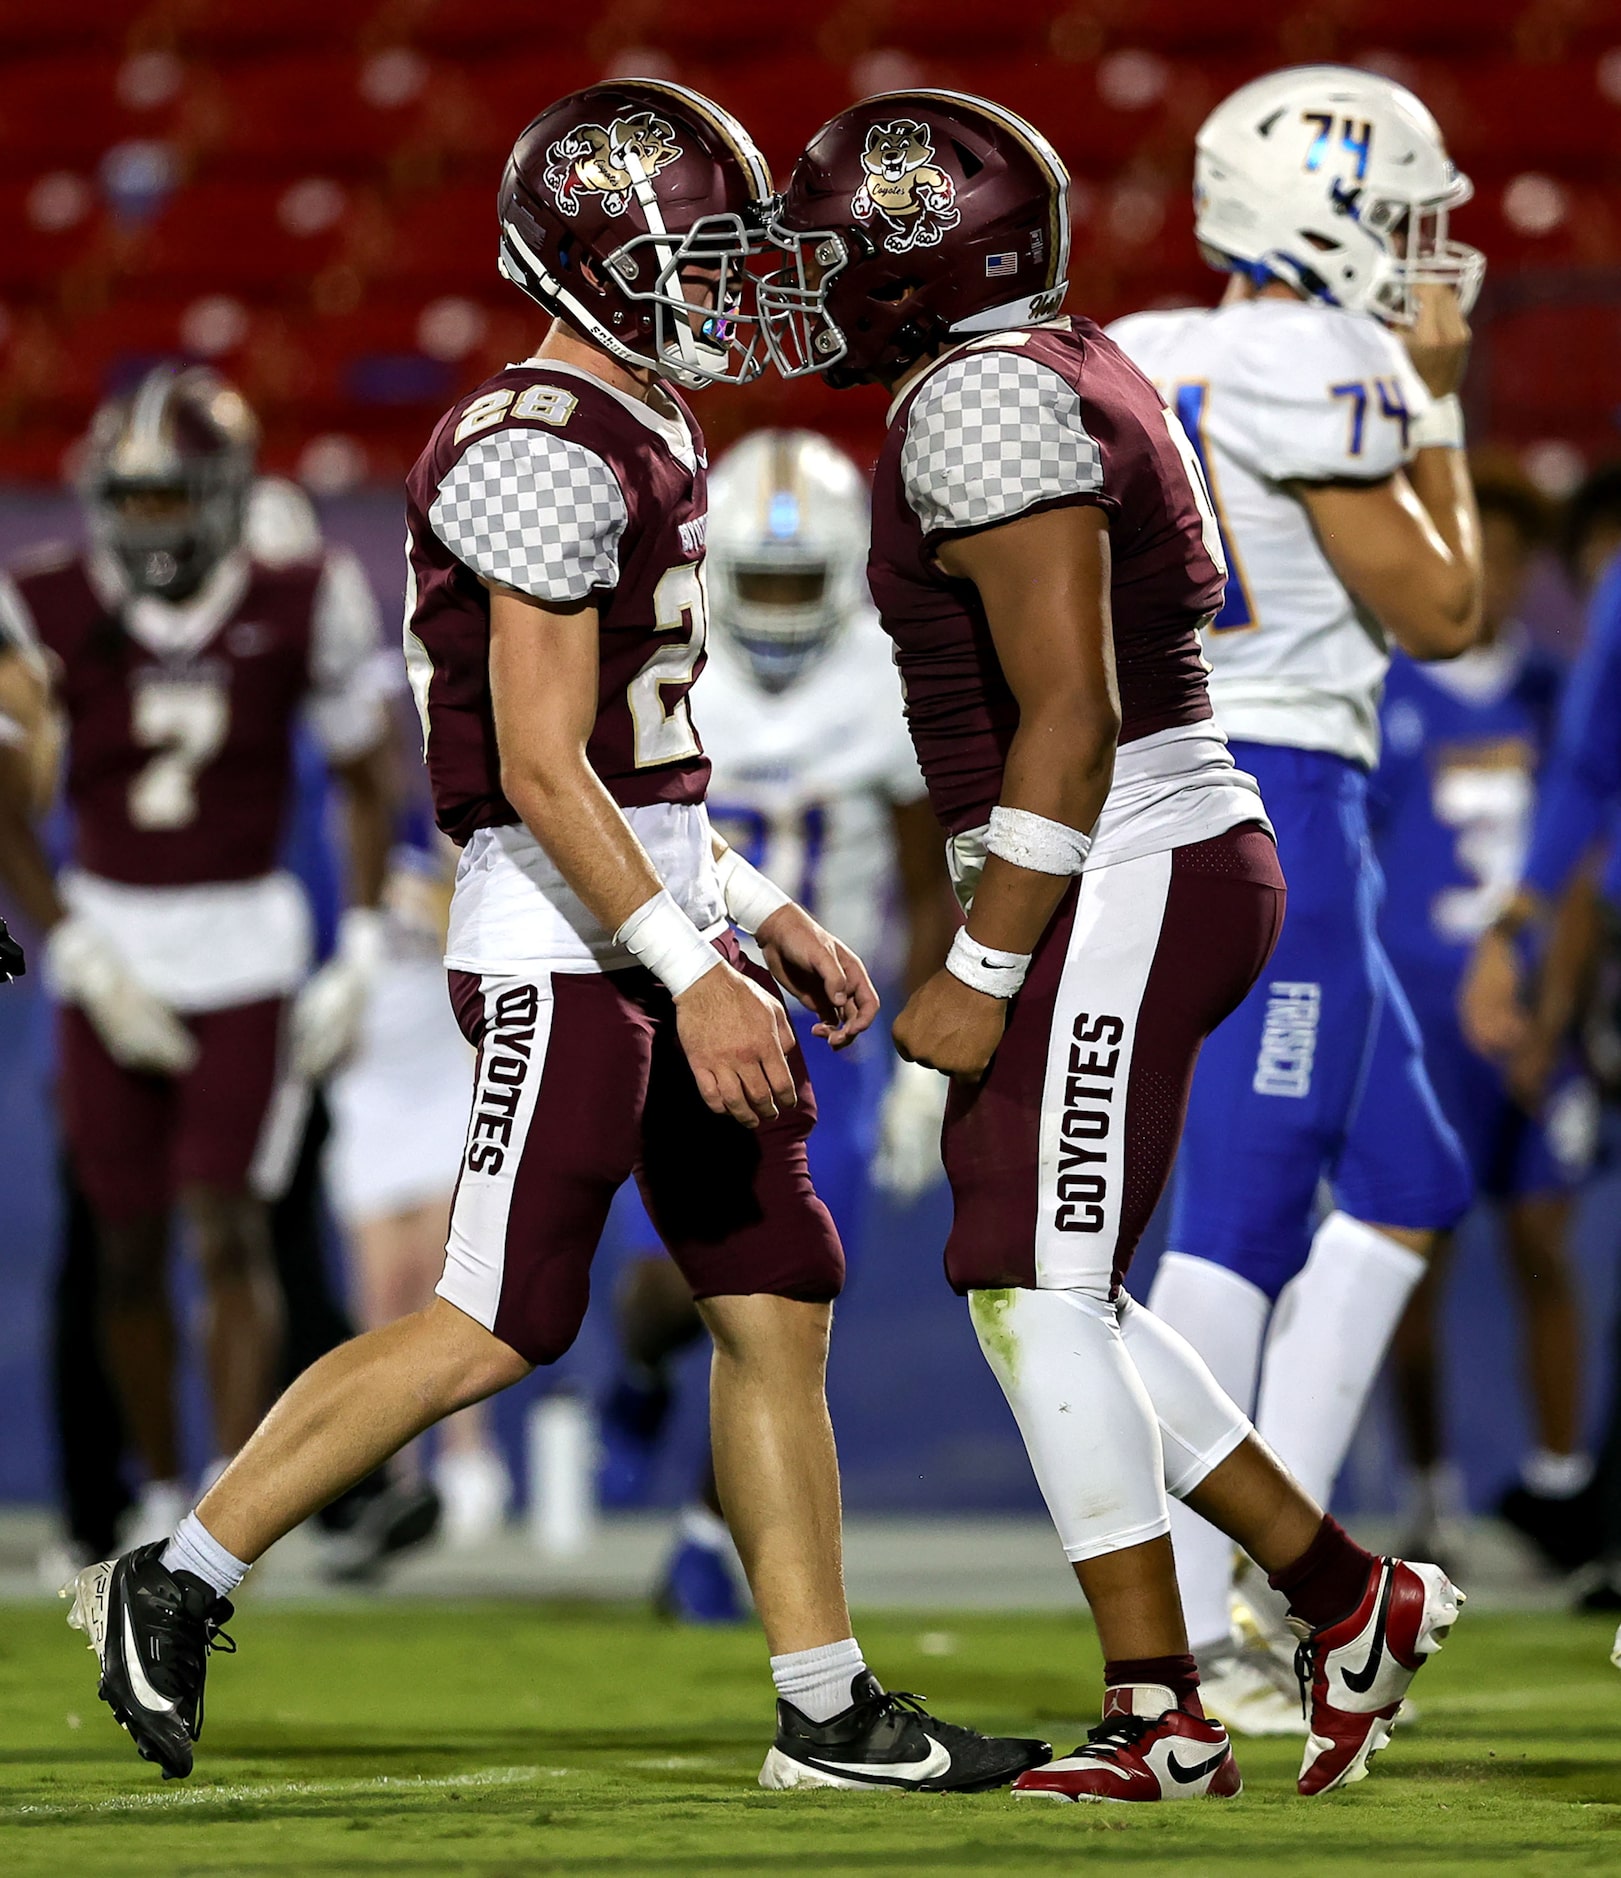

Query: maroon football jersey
<box><xmin>868</xmin><ymin>318</ymin><xmax>1224</xmax><ymax>834</ymax></box>
<box><xmin>404</xmin><ymin>362</ymin><xmax>712</xmax><ymax>847</ymax></box>
<box><xmin>14</xmin><ymin>551</ymin><xmax>324</xmax><ymax>885</ymax></box>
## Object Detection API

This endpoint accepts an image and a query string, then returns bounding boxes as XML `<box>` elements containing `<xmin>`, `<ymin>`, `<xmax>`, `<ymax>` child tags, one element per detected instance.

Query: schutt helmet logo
<box><xmin>544</xmin><ymin>112</ymin><xmax>683</xmax><ymax>218</ymax></box>
<box><xmin>851</xmin><ymin>119</ymin><xmax>962</xmax><ymax>254</ymax></box>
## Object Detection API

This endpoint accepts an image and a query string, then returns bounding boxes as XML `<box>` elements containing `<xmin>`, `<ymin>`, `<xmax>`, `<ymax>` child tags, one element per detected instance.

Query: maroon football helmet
<box><xmin>498</xmin><ymin>80</ymin><xmax>775</xmax><ymax>388</ymax></box>
<box><xmin>761</xmin><ymin>91</ymin><xmax>1071</xmax><ymax>386</ymax></box>
<box><xmin>81</xmin><ymin>363</ymin><xmax>259</xmax><ymax>601</ymax></box>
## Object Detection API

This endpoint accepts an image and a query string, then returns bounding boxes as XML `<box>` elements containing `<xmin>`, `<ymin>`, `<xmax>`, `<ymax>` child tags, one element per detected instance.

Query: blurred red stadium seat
<box><xmin>128</xmin><ymin>181</ymin><xmax>363</xmax><ymax>293</ymax></box>
<box><xmin>0</xmin><ymin>0</ymin><xmax>149</xmax><ymax>57</ymax></box>
<box><xmin>0</xmin><ymin>56</ymin><xmax>185</xmax><ymax>180</ymax></box>
<box><xmin>0</xmin><ymin>182</ymin><xmax>110</xmax><ymax>288</ymax></box>
<box><xmin>409</xmin><ymin>1</ymin><xmax>601</xmax><ymax>59</ymax></box>
<box><xmin>170</xmin><ymin>0</ymin><xmax>392</xmax><ymax>54</ymax></box>
<box><xmin>361</xmin><ymin>185</ymin><xmax>492</xmax><ymax>291</ymax></box>
<box><xmin>188</xmin><ymin>58</ymin><xmax>434</xmax><ymax>176</ymax></box>
<box><xmin>695</xmin><ymin>61</ymin><xmax>854</xmax><ymax>173</ymax></box>
<box><xmin>1479</xmin><ymin>297</ymin><xmax>1621</xmax><ymax>455</ymax></box>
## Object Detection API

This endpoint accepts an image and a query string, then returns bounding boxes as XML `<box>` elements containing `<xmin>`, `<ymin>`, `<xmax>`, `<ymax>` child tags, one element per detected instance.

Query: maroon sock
<box><xmin>1102</xmin><ymin>1653</ymin><xmax>1203</xmax><ymax>1718</ymax></box>
<box><xmin>1268</xmin><ymin>1514</ymin><xmax>1376</xmax><ymax>1630</ymax></box>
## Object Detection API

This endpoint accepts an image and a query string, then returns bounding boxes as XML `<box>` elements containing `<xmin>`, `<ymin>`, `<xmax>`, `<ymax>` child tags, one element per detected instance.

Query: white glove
<box><xmin>289</xmin><ymin>907</ymin><xmax>385</xmax><ymax>1081</ymax></box>
<box><xmin>871</xmin><ymin>1055</ymin><xmax>949</xmax><ymax>1201</ymax></box>
<box><xmin>44</xmin><ymin>916</ymin><xmax>198</xmax><ymax>1075</ymax></box>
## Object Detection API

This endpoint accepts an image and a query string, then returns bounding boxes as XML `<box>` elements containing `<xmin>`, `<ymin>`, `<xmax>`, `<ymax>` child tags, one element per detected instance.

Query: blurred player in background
<box><xmin>1464</xmin><ymin>460</ymin><xmax>1621</xmax><ymax>1608</ymax></box>
<box><xmin>767</xmin><ymin>85</ymin><xmax>1462</xmax><ymax>1804</ymax></box>
<box><xmin>67</xmin><ymin>84</ymin><xmax>1050</xmax><ymax>1797</ymax></box>
<box><xmin>1373</xmin><ymin>462</ymin><xmax>1596</xmax><ymax>1571</ymax></box>
<box><xmin>37</xmin><ymin>471</ymin><xmax>436</xmax><ymax>1583</ymax></box>
<box><xmin>1110</xmin><ymin>66</ymin><xmax>1483</xmax><ymax>1732</ymax></box>
<box><xmin>324</xmin><ymin>809</ymin><xmax>509</xmax><ymax>1545</ymax></box>
<box><xmin>595</xmin><ymin>426</ymin><xmax>954</xmax><ymax>1621</ymax></box>
<box><xmin>0</xmin><ymin>365</ymin><xmax>396</xmax><ymax>1542</ymax></box>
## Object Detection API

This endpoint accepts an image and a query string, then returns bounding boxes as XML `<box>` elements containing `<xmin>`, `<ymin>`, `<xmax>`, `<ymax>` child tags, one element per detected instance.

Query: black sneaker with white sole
<box><xmin>63</xmin><ymin>1542</ymin><xmax>236</xmax><ymax>1779</ymax></box>
<box><xmin>759</xmin><ymin>1671</ymin><xmax>1050</xmax><ymax>1793</ymax></box>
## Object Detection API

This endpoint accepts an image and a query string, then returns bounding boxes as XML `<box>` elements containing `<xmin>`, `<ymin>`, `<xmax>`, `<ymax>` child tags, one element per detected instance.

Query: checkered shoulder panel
<box><xmin>429</xmin><ymin>430</ymin><xmax>628</xmax><ymax>602</ymax></box>
<box><xmin>901</xmin><ymin>350</ymin><xmax>1103</xmax><ymax>536</ymax></box>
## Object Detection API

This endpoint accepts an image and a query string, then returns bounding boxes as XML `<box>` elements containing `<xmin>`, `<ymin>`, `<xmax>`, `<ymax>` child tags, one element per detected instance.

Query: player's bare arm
<box><xmin>329</xmin><ymin>736</ymin><xmax>395</xmax><ymax>911</ymax></box>
<box><xmin>710</xmin><ymin>832</ymin><xmax>880</xmax><ymax>1051</ymax></box>
<box><xmin>0</xmin><ymin>646</ymin><xmax>196</xmax><ymax>1072</ymax></box>
<box><xmin>891</xmin><ymin>795</ymin><xmax>958</xmax><ymax>993</ymax></box>
<box><xmin>892</xmin><ymin>505</ymin><xmax>1119</xmax><ymax>1080</ymax></box>
<box><xmin>0</xmin><ymin>648</ymin><xmax>66</xmax><ymax>933</ymax></box>
<box><xmin>486</xmin><ymin>581</ymin><xmax>797</xmax><ymax>1128</ymax></box>
<box><xmin>1295</xmin><ymin>286</ymin><xmax>1483</xmax><ymax>659</ymax></box>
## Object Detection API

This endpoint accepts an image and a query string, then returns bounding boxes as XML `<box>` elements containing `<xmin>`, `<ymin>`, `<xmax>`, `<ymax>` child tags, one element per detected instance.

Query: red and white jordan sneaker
<box><xmin>1012</xmin><ymin>1685</ymin><xmax>1241</xmax><ymax>1804</ymax></box>
<box><xmin>1294</xmin><ymin>1557</ymin><xmax>1464</xmax><ymax>1796</ymax></box>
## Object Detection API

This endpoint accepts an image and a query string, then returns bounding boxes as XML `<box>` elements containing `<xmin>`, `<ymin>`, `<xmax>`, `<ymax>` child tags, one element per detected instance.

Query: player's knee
<box><xmin>420</xmin><ymin>1298</ymin><xmax>531</xmax><ymax>1404</ymax></box>
<box><xmin>698</xmin><ymin>1292</ymin><xmax>831</xmax><ymax>1373</ymax></box>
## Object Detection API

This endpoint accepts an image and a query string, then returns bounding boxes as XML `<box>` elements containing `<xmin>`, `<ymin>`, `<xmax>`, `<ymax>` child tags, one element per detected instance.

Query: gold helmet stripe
<box><xmin>870</xmin><ymin>88</ymin><xmax>1072</xmax><ymax>298</ymax></box>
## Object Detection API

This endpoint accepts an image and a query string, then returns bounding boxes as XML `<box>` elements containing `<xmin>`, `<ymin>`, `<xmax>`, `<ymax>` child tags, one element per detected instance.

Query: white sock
<box><xmin>1410</xmin><ymin>1460</ymin><xmax>1466</xmax><ymax>1531</ymax></box>
<box><xmin>161</xmin><ymin>1512</ymin><xmax>250</xmax><ymax>1599</ymax></box>
<box><xmin>1145</xmin><ymin>1254</ymin><xmax>1271</xmax><ymax>1654</ymax></box>
<box><xmin>1254</xmin><ymin>1211</ymin><xmax>1426</xmax><ymax>1507</ymax></box>
<box><xmin>1522</xmin><ymin>1448</ymin><xmax>1594</xmax><ymax>1497</ymax></box>
<box><xmin>770</xmin><ymin>1637</ymin><xmax>868</xmax><ymax>1722</ymax></box>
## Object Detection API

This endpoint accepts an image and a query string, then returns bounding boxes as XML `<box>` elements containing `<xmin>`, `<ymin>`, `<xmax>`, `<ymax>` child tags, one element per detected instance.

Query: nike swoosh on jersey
<box><xmin>121</xmin><ymin>1606</ymin><xmax>177</xmax><ymax>1714</ymax></box>
<box><xmin>805</xmin><ymin>1737</ymin><xmax>953</xmax><ymax>1782</ymax></box>
<box><xmin>1340</xmin><ymin>1562</ymin><xmax>1396</xmax><ymax>1695</ymax></box>
<box><xmin>1165</xmin><ymin>1746</ymin><xmax>1231</xmax><ymax>1784</ymax></box>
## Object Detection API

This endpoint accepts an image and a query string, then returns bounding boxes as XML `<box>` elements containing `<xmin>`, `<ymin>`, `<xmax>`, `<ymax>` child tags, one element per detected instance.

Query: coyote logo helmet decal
<box><xmin>851</xmin><ymin>119</ymin><xmax>962</xmax><ymax>253</ymax></box>
<box><xmin>544</xmin><ymin>111</ymin><xmax>683</xmax><ymax>217</ymax></box>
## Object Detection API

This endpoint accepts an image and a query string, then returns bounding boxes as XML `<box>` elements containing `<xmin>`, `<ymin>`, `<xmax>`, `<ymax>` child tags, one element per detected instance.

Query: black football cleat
<box><xmin>759</xmin><ymin>1671</ymin><xmax>1050</xmax><ymax>1792</ymax></box>
<box><xmin>64</xmin><ymin>1542</ymin><xmax>236</xmax><ymax>1779</ymax></box>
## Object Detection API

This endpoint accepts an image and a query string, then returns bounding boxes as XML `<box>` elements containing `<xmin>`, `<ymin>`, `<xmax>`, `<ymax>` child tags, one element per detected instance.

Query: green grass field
<box><xmin>2</xmin><ymin>1600</ymin><xmax>1618</xmax><ymax>1876</ymax></box>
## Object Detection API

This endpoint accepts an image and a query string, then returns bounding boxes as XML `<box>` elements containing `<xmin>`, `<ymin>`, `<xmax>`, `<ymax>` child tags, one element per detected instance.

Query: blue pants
<box><xmin>1396</xmin><ymin>964</ymin><xmax>1586</xmax><ymax>1201</ymax></box>
<box><xmin>1169</xmin><ymin>745</ymin><xmax>1472</xmax><ymax>1299</ymax></box>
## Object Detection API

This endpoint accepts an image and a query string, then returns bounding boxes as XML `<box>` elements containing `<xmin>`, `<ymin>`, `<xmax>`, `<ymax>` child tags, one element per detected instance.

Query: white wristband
<box><xmin>945</xmin><ymin>926</ymin><xmax>1032</xmax><ymax>999</ymax></box>
<box><xmin>985</xmin><ymin>805</ymin><xmax>1092</xmax><ymax>876</ymax></box>
<box><xmin>714</xmin><ymin>844</ymin><xmax>792</xmax><ymax>934</ymax></box>
<box><xmin>615</xmin><ymin>889</ymin><xmax>723</xmax><ymax>997</ymax></box>
<box><xmin>1409</xmin><ymin>392</ymin><xmax>1465</xmax><ymax>450</ymax></box>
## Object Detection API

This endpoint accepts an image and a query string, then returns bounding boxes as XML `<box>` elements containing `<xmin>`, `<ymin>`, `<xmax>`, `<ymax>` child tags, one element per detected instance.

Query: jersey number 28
<box><xmin>629</xmin><ymin>563</ymin><xmax>708</xmax><ymax>768</ymax></box>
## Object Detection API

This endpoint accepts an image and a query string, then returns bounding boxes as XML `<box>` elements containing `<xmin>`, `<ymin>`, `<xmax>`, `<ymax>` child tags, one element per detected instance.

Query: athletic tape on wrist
<box><xmin>985</xmin><ymin>805</ymin><xmax>1092</xmax><ymax>876</ymax></box>
<box><xmin>615</xmin><ymin>889</ymin><xmax>723</xmax><ymax>997</ymax></box>
<box><xmin>714</xmin><ymin>844</ymin><xmax>792</xmax><ymax>934</ymax></box>
<box><xmin>1409</xmin><ymin>393</ymin><xmax>1465</xmax><ymax>450</ymax></box>
<box><xmin>946</xmin><ymin>926</ymin><xmax>1032</xmax><ymax>999</ymax></box>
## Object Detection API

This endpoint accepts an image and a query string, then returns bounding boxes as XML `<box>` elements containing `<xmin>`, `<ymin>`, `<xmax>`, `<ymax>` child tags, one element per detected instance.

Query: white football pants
<box><xmin>969</xmin><ymin>1286</ymin><xmax>1252</xmax><ymax>1563</ymax></box>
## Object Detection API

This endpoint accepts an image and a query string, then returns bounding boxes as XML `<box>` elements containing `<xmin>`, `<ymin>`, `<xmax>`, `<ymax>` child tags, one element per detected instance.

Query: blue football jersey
<box><xmin>1372</xmin><ymin>633</ymin><xmax>1563</xmax><ymax>993</ymax></box>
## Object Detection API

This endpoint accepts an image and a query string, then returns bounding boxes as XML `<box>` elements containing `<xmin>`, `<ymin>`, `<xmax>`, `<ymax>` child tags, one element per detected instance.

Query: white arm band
<box><xmin>713</xmin><ymin>844</ymin><xmax>793</xmax><ymax>934</ymax></box>
<box><xmin>1408</xmin><ymin>393</ymin><xmax>1465</xmax><ymax>451</ymax></box>
<box><xmin>985</xmin><ymin>805</ymin><xmax>1092</xmax><ymax>875</ymax></box>
<box><xmin>615</xmin><ymin>889</ymin><xmax>723</xmax><ymax>997</ymax></box>
<box><xmin>945</xmin><ymin>926</ymin><xmax>1032</xmax><ymax>999</ymax></box>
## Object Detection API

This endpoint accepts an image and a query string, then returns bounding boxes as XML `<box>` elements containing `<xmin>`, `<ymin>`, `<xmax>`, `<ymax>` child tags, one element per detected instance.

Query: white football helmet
<box><xmin>706</xmin><ymin>429</ymin><xmax>869</xmax><ymax>689</ymax></box>
<box><xmin>1194</xmin><ymin>65</ymin><xmax>1484</xmax><ymax>326</ymax></box>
